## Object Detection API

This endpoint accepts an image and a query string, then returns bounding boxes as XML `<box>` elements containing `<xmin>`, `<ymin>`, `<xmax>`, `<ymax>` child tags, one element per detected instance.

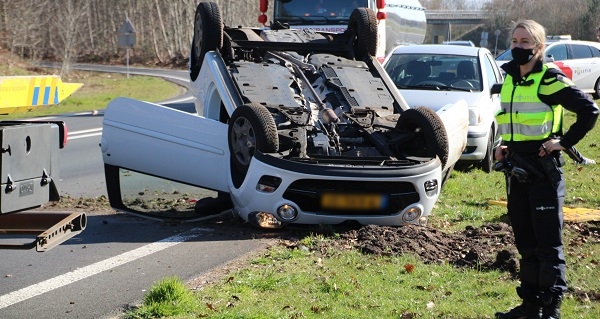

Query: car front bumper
<box><xmin>228</xmin><ymin>152</ymin><xmax>443</xmax><ymax>227</ymax></box>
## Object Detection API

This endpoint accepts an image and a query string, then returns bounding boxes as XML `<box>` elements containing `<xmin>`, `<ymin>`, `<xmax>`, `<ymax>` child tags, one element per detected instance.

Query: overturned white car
<box><xmin>101</xmin><ymin>2</ymin><xmax>468</xmax><ymax>228</ymax></box>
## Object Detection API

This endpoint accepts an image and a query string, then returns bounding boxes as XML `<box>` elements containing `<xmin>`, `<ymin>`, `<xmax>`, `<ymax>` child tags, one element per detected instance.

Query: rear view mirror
<box><xmin>491</xmin><ymin>83</ymin><xmax>503</xmax><ymax>95</ymax></box>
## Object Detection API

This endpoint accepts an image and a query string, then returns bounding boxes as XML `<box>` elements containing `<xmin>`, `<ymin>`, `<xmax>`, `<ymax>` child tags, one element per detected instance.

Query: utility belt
<box><xmin>494</xmin><ymin>151</ymin><xmax>564</xmax><ymax>186</ymax></box>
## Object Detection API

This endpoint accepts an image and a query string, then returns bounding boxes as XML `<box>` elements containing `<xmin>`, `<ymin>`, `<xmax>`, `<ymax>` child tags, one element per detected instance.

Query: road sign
<box><xmin>117</xmin><ymin>18</ymin><xmax>136</xmax><ymax>48</ymax></box>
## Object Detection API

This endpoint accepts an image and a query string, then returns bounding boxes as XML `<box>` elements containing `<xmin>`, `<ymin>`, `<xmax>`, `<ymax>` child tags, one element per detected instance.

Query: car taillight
<box><xmin>62</xmin><ymin>123</ymin><xmax>68</xmax><ymax>148</ymax></box>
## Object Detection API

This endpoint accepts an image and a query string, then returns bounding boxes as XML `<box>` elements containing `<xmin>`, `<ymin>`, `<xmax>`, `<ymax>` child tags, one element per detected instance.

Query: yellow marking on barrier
<box><xmin>0</xmin><ymin>75</ymin><xmax>82</xmax><ymax>114</ymax></box>
<box><xmin>488</xmin><ymin>200</ymin><xmax>600</xmax><ymax>222</ymax></box>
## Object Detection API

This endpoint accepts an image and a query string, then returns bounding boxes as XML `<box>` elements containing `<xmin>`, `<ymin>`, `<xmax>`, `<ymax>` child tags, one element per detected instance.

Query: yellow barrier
<box><xmin>488</xmin><ymin>200</ymin><xmax>600</xmax><ymax>222</ymax></box>
<box><xmin>0</xmin><ymin>75</ymin><xmax>83</xmax><ymax>114</ymax></box>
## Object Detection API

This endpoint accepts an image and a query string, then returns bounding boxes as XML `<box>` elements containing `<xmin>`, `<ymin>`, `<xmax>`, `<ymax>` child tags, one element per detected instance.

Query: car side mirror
<box><xmin>491</xmin><ymin>83</ymin><xmax>503</xmax><ymax>95</ymax></box>
<box><xmin>545</xmin><ymin>54</ymin><xmax>555</xmax><ymax>62</ymax></box>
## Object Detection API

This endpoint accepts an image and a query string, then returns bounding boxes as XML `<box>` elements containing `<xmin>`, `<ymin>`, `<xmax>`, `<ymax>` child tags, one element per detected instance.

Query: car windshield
<box><xmin>274</xmin><ymin>0</ymin><xmax>369</xmax><ymax>23</ymax></box>
<box><xmin>384</xmin><ymin>53</ymin><xmax>483</xmax><ymax>91</ymax></box>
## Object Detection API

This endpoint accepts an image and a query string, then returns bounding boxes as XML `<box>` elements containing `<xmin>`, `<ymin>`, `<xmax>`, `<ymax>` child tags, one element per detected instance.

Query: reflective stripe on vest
<box><xmin>497</xmin><ymin>65</ymin><xmax>563</xmax><ymax>142</ymax></box>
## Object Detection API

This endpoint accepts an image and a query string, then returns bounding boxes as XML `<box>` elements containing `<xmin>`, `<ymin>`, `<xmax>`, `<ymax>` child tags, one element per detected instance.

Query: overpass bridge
<box><xmin>424</xmin><ymin>10</ymin><xmax>490</xmax><ymax>44</ymax></box>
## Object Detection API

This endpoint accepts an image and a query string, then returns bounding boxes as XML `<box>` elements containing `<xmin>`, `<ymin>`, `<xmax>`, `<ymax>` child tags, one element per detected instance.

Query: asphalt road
<box><xmin>0</xmin><ymin>65</ymin><xmax>271</xmax><ymax>318</ymax></box>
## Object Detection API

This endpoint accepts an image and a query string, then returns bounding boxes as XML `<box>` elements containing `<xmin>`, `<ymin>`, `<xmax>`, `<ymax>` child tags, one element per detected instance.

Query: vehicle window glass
<box><xmin>571</xmin><ymin>44</ymin><xmax>593</xmax><ymax>59</ymax></box>
<box><xmin>546</xmin><ymin>44</ymin><xmax>567</xmax><ymax>61</ymax></box>
<box><xmin>484</xmin><ymin>54</ymin><xmax>502</xmax><ymax>87</ymax></box>
<box><xmin>274</xmin><ymin>0</ymin><xmax>368</xmax><ymax>21</ymax></box>
<box><xmin>590</xmin><ymin>45</ymin><xmax>600</xmax><ymax>57</ymax></box>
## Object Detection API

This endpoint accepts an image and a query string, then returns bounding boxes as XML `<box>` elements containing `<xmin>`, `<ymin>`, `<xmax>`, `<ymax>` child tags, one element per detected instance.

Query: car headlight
<box><xmin>277</xmin><ymin>204</ymin><xmax>298</xmax><ymax>221</ymax></box>
<box><xmin>249</xmin><ymin>212</ymin><xmax>282</xmax><ymax>229</ymax></box>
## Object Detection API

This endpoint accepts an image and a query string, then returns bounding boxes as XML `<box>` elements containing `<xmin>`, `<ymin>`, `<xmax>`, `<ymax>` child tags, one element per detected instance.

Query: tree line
<box><xmin>1</xmin><ymin>0</ymin><xmax>599</xmax><ymax>76</ymax></box>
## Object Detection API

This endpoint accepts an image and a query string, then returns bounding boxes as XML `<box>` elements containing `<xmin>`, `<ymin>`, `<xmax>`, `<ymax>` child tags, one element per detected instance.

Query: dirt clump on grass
<box><xmin>307</xmin><ymin>223</ymin><xmax>519</xmax><ymax>276</ymax></box>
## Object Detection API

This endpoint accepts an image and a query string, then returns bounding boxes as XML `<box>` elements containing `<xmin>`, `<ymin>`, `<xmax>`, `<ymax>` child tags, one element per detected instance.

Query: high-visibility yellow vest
<box><xmin>497</xmin><ymin>64</ymin><xmax>563</xmax><ymax>142</ymax></box>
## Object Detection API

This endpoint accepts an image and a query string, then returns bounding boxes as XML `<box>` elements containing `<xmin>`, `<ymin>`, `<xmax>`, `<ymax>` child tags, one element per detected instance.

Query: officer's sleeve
<box><xmin>539</xmin><ymin>68</ymin><xmax>599</xmax><ymax>148</ymax></box>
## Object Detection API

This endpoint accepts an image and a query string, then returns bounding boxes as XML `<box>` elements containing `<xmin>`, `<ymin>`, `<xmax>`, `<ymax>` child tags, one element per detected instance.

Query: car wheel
<box><xmin>190</xmin><ymin>1</ymin><xmax>223</xmax><ymax>82</ymax></box>
<box><xmin>348</xmin><ymin>8</ymin><xmax>377</xmax><ymax>60</ymax></box>
<box><xmin>480</xmin><ymin>128</ymin><xmax>494</xmax><ymax>173</ymax></box>
<box><xmin>394</xmin><ymin>106</ymin><xmax>449</xmax><ymax>169</ymax></box>
<box><xmin>228</xmin><ymin>103</ymin><xmax>279</xmax><ymax>172</ymax></box>
<box><xmin>594</xmin><ymin>77</ymin><xmax>600</xmax><ymax>99</ymax></box>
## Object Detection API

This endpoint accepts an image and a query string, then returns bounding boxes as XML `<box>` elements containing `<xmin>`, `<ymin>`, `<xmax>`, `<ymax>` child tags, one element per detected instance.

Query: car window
<box><xmin>484</xmin><ymin>54</ymin><xmax>502</xmax><ymax>87</ymax></box>
<box><xmin>496</xmin><ymin>50</ymin><xmax>512</xmax><ymax>61</ymax></box>
<box><xmin>571</xmin><ymin>44</ymin><xmax>594</xmax><ymax>59</ymax></box>
<box><xmin>546</xmin><ymin>44</ymin><xmax>567</xmax><ymax>61</ymax></box>
<box><xmin>590</xmin><ymin>45</ymin><xmax>600</xmax><ymax>57</ymax></box>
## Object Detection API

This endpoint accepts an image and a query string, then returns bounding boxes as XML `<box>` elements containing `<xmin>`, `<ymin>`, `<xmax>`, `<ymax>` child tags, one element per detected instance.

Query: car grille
<box><xmin>282</xmin><ymin>179</ymin><xmax>420</xmax><ymax>216</ymax></box>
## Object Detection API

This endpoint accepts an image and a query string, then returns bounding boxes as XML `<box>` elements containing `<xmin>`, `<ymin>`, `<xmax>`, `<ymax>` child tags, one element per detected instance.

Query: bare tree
<box><xmin>47</xmin><ymin>0</ymin><xmax>89</xmax><ymax>76</ymax></box>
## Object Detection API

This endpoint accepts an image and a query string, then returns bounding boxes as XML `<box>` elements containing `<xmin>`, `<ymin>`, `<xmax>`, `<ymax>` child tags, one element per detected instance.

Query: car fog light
<box><xmin>277</xmin><ymin>204</ymin><xmax>298</xmax><ymax>221</ymax></box>
<box><xmin>402</xmin><ymin>207</ymin><xmax>422</xmax><ymax>223</ymax></box>
<box><xmin>424</xmin><ymin>179</ymin><xmax>438</xmax><ymax>197</ymax></box>
<box><xmin>249</xmin><ymin>212</ymin><xmax>282</xmax><ymax>229</ymax></box>
<box><xmin>256</xmin><ymin>175</ymin><xmax>282</xmax><ymax>193</ymax></box>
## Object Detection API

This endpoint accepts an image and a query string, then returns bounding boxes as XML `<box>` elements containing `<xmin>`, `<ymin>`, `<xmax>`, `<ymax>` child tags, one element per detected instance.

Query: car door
<box><xmin>564</xmin><ymin>43</ymin><xmax>600</xmax><ymax>92</ymax></box>
<box><xmin>102</xmin><ymin>97</ymin><xmax>230</xmax><ymax>193</ymax></box>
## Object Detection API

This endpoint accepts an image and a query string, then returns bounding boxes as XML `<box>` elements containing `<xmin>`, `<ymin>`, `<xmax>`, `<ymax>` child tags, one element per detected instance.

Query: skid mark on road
<box><xmin>0</xmin><ymin>227</ymin><xmax>212</xmax><ymax>309</ymax></box>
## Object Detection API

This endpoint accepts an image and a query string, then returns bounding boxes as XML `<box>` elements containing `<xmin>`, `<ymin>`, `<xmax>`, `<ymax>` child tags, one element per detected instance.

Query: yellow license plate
<box><xmin>320</xmin><ymin>193</ymin><xmax>386</xmax><ymax>210</ymax></box>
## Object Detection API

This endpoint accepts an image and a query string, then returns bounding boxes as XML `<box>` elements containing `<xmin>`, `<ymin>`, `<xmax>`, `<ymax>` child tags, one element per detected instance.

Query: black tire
<box><xmin>190</xmin><ymin>1</ymin><xmax>223</xmax><ymax>81</ymax></box>
<box><xmin>348</xmin><ymin>8</ymin><xmax>377</xmax><ymax>60</ymax></box>
<box><xmin>480</xmin><ymin>128</ymin><xmax>494</xmax><ymax>173</ymax></box>
<box><xmin>394</xmin><ymin>106</ymin><xmax>449</xmax><ymax>168</ymax></box>
<box><xmin>228</xmin><ymin>103</ymin><xmax>279</xmax><ymax>172</ymax></box>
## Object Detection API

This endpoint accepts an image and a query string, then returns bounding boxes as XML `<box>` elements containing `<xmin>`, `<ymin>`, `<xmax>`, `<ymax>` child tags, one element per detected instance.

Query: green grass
<box><xmin>125</xmin><ymin>277</ymin><xmax>201</xmax><ymax>319</ymax></box>
<box><xmin>126</xmin><ymin>110</ymin><xmax>600</xmax><ymax>318</ymax></box>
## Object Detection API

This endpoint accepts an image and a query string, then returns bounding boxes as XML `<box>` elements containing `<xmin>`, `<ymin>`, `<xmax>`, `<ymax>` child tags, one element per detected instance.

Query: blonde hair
<box><xmin>511</xmin><ymin>20</ymin><xmax>546</xmax><ymax>60</ymax></box>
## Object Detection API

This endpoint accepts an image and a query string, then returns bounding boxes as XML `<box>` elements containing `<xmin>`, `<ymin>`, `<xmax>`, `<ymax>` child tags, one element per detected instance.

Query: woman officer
<box><xmin>493</xmin><ymin>20</ymin><xmax>598</xmax><ymax>319</ymax></box>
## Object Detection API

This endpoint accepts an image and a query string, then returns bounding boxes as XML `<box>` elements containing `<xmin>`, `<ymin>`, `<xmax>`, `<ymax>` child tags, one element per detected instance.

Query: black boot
<box><xmin>540</xmin><ymin>293</ymin><xmax>562</xmax><ymax>319</ymax></box>
<box><xmin>495</xmin><ymin>287</ymin><xmax>541</xmax><ymax>319</ymax></box>
<box><xmin>495</xmin><ymin>301</ymin><xmax>541</xmax><ymax>319</ymax></box>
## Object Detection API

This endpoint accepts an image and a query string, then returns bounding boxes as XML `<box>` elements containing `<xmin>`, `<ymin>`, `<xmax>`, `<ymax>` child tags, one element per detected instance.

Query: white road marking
<box><xmin>0</xmin><ymin>227</ymin><xmax>212</xmax><ymax>309</ymax></box>
<box><xmin>69</xmin><ymin>127</ymin><xmax>103</xmax><ymax>140</ymax></box>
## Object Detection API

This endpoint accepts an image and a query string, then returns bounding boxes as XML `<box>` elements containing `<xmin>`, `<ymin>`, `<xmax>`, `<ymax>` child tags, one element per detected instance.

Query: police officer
<box><xmin>494</xmin><ymin>20</ymin><xmax>599</xmax><ymax>319</ymax></box>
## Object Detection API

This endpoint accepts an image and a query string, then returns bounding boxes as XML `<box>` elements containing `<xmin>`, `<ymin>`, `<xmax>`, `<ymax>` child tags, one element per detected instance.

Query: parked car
<box><xmin>101</xmin><ymin>4</ymin><xmax>469</xmax><ymax>228</ymax></box>
<box><xmin>495</xmin><ymin>39</ymin><xmax>600</xmax><ymax>98</ymax></box>
<box><xmin>383</xmin><ymin>44</ymin><xmax>503</xmax><ymax>172</ymax></box>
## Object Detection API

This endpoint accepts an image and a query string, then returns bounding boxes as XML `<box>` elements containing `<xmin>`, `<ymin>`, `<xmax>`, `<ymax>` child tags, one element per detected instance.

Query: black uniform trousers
<box><xmin>506</xmin><ymin>169</ymin><xmax>567</xmax><ymax>301</ymax></box>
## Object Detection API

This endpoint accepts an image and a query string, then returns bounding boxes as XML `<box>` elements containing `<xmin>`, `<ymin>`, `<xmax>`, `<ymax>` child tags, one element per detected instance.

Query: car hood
<box><xmin>399</xmin><ymin>90</ymin><xmax>483</xmax><ymax>111</ymax></box>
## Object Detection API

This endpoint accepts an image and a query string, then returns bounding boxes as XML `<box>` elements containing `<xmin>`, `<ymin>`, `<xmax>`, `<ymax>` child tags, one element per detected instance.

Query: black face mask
<box><xmin>511</xmin><ymin>47</ymin><xmax>535</xmax><ymax>65</ymax></box>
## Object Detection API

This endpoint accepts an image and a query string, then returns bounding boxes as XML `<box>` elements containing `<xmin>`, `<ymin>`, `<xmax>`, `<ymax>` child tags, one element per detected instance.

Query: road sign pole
<box><xmin>126</xmin><ymin>48</ymin><xmax>130</xmax><ymax>79</ymax></box>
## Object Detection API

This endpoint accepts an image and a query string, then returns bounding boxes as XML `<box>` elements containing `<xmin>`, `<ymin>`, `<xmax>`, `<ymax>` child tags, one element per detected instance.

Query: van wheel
<box><xmin>228</xmin><ymin>103</ymin><xmax>279</xmax><ymax>173</ymax></box>
<box><xmin>190</xmin><ymin>1</ymin><xmax>223</xmax><ymax>81</ymax></box>
<box><xmin>394</xmin><ymin>106</ymin><xmax>449</xmax><ymax>169</ymax></box>
<box><xmin>348</xmin><ymin>8</ymin><xmax>377</xmax><ymax>60</ymax></box>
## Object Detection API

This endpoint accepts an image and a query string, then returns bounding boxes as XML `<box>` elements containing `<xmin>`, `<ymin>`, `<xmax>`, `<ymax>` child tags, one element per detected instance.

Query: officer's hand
<box><xmin>540</xmin><ymin>139</ymin><xmax>565</xmax><ymax>156</ymax></box>
<box><xmin>494</xmin><ymin>145</ymin><xmax>508</xmax><ymax>161</ymax></box>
